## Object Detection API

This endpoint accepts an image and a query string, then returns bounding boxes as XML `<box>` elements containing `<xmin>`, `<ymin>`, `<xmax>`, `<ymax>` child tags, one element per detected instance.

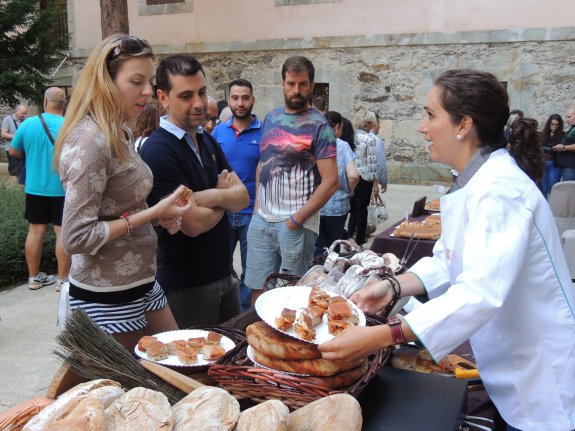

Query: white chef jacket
<box><xmin>404</xmin><ymin>149</ymin><xmax>575</xmax><ymax>431</ymax></box>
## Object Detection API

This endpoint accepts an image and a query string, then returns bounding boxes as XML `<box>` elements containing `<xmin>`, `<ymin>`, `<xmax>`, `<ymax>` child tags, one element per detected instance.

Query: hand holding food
<box><xmin>318</xmin><ymin>325</ymin><xmax>385</xmax><ymax>362</ymax></box>
<box><xmin>155</xmin><ymin>185</ymin><xmax>194</xmax><ymax>220</ymax></box>
<box><xmin>350</xmin><ymin>278</ymin><xmax>395</xmax><ymax>315</ymax></box>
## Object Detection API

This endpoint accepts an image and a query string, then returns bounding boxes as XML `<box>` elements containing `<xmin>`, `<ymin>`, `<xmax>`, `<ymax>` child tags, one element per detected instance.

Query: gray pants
<box><xmin>163</xmin><ymin>275</ymin><xmax>241</xmax><ymax>329</ymax></box>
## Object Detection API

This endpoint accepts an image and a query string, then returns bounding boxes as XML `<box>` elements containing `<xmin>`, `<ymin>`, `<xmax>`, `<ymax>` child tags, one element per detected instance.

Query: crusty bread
<box><xmin>202</xmin><ymin>344</ymin><xmax>225</xmax><ymax>360</ymax></box>
<box><xmin>146</xmin><ymin>341</ymin><xmax>169</xmax><ymax>361</ymax></box>
<box><xmin>251</xmin><ymin>345</ymin><xmax>366</xmax><ymax>377</ymax></box>
<box><xmin>393</xmin><ymin>219</ymin><xmax>441</xmax><ymax>240</ymax></box>
<box><xmin>178</xmin><ymin>187</ymin><xmax>192</xmax><ymax>205</ymax></box>
<box><xmin>105</xmin><ymin>387</ymin><xmax>173</xmax><ymax>431</ymax></box>
<box><xmin>23</xmin><ymin>380</ymin><xmax>122</xmax><ymax>431</ymax></box>
<box><xmin>206</xmin><ymin>331</ymin><xmax>223</xmax><ymax>345</ymax></box>
<box><xmin>171</xmin><ymin>386</ymin><xmax>240</xmax><ymax>431</ymax></box>
<box><xmin>43</xmin><ymin>396</ymin><xmax>105</xmax><ymax>431</ymax></box>
<box><xmin>275</xmin><ymin>308</ymin><xmax>297</xmax><ymax>331</ymax></box>
<box><xmin>235</xmin><ymin>400</ymin><xmax>289</xmax><ymax>431</ymax></box>
<box><xmin>246</xmin><ymin>321</ymin><xmax>322</xmax><ymax>360</ymax></box>
<box><xmin>137</xmin><ymin>336</ymin><xmax>158</xmax><ymax>352</ymax></box>
<box><xmin>303</xmin><ymin>362</ymin><xmax>369</xmax><ymax>390</ymax></box>
<box><xmin>287</xmin><ymin>393</ymin><xmax>362</xmax><ymax>431</ymax></box>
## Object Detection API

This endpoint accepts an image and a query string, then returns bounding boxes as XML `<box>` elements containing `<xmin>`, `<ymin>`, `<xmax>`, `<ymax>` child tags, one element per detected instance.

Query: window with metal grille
<box><xmin>39</xmin><ymin>0</ymin><xmax>68</xmax><ymax>47</ymax></box>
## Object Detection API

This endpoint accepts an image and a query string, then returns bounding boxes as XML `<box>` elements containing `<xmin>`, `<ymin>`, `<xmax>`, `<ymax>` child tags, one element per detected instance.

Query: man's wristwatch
<box><xmin>387</xmin><ymin>316</ymin><xmax>406</xmax><ymax>345</ymax></box>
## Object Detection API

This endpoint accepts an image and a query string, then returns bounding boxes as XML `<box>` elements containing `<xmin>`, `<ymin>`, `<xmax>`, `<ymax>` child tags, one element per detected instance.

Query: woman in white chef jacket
<box><xmin>319</xmin><ymin>69</ymin><xmax>575</xmax><ymax>431</ymax></box>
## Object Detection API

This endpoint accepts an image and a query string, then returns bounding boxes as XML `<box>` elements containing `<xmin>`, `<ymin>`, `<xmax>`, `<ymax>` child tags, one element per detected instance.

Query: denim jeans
<box><xmin>561</xmin><ymin>167</ymin><xmax>575</xmax><ymax>181</ymax></box>
<box><xmin>227</xmin><ymin>212</ymin><xmax>252</xmax><ymax>311</ymax></box>
<box><xmin>542</xmin><ymin>160</ymin><xmax>562</xmax><ymax>198</ymax></box>
<box><xmin>314</xmin><ymin>214</ymin><xmax>348</xmax><ymax>257</ymax></box>
<box><xmin>245</xmin><ymin>213</ymin><xmax>318</xmax><ymax>293</ymax></box>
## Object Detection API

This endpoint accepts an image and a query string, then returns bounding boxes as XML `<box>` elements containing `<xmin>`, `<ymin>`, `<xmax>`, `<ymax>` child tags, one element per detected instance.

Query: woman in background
<box><xmin>54</xmin><ymin>35</ymin><xmax>192</xmax><ymax>350</ymax></box>
<box><xmin>134</xmin><ymin>102</ymin><xmax>163</xmax><ymax>153</ymax></box>
<box><xmin>540</xmin><ymin>113</ymin><xmax>564</xmax><ymax>198</ymax></box>
<box><xmin>314</xmin><ymin>111</ymin><xmax>359</xmax><ymax>256</ymax></box>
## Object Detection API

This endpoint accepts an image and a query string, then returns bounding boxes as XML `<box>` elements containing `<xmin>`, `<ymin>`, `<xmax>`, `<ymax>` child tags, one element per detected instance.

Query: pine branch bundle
<box><xmin>54</xmin><ymin>309</ymin><xmax>186</xmax><ymax>404</ymax></box>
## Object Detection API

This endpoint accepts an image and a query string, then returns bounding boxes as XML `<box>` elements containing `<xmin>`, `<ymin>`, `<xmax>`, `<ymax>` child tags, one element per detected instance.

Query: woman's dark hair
<box><xmin>134</xmin><ymin>102</ymin><xmax>163</xmax><ymax>138</ymax></box>
<box><xmin>324</xmin><ymin>111</ymin><xmax>343</xmax><ymax>129</ymax></box>
<box><xmin>435</xmin><ymin>69</ymin><xmax>543</xmax><ymax>181</ymax></box>
<box><xmin>507</xmin><ymin>118</ymin><xmax>544</xmax><ymax>181</ymax></box>
<box><xmin>341</xmin><ymin>117</ymin><xmax>355</xmax><ymax>151</ymax></box>
<box><xmin>541</xmin><ymin>114</ymin><xmax>564</xmax><ymax>146</ymax></box>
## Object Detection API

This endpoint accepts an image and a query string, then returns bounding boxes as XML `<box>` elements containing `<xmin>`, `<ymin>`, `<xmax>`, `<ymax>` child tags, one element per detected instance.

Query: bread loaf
<box><xmin>43</xmin><ymin>397</ymin><xmax>105</xmax><ymax>431</ymax></box>
<box><xmin>235</xmin><ymin>400</ymin><xmax>289</xmax><ymax>431</ymax></box>
<box><xmin>23</xmin><ymin>379</ymin><xmax>122</xmax><ymax>431</ymax></box>
<box><xmin>246</xmin><ymin>321</ymin><xmax>322</xmax><ymax>360</ymax></box>
<box><xmin>171</xmin><ymin>386</ymin><xmax>240</xmax><ymax>431</ymax></box>
<box><xmin>251</xmin><ymin>345</ymin><xmax>366</xmax><ymax>377</ymax></box>
<box><xmin>287</xmin><ymin>394</ymin><xmax>362</xmax><ymax>431</ymax></box>
<box><xmin>105</xmin><ymin>387</ymin><xmax>173</xmax><ymax>431</ymax></box>
<box><xmin>303</xmin><ymin>362</ymin><xmax>368</xmax><ymax>390</ymax></box>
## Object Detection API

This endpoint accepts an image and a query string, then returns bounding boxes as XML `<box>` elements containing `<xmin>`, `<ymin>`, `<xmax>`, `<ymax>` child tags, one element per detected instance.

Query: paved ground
<box><xmin>0</xmin><ymin>183</ymin><xmax>446</xmax><ymax>412</ymax></box>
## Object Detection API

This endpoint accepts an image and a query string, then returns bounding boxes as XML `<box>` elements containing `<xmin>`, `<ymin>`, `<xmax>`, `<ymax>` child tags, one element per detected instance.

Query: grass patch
<box><xmin>0</xmin><ymin>182</ymin><xmax>57</xmax><ymax>287</ymax></box>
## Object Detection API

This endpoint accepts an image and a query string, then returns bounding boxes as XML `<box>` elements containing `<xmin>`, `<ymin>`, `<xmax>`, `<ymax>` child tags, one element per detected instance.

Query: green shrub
<box><xmin>0</xmin><ymin>182</ymin><xmax>57</xmax><ymax>287</ymax></box>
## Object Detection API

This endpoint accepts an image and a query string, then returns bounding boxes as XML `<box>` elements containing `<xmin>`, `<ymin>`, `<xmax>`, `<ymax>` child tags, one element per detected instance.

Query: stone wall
<box><xmin>54</xmin><ymin>30</ymin><xmax>575</xmax><ymax>184</ymax></box>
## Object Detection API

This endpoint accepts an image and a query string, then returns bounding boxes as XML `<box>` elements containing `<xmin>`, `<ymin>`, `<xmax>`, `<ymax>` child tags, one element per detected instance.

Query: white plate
<box><xmin>246</xmin><ymin>345</ymin><xmax>310</xmax><ymax>376</ymax></box>
<box><xmin>134</xmin><ymin>329</ymin><xmax>235</xmax><ymax>367</ymax></box>
<box><xmin>255</xmin><ymin>285</ymin><xmax>366</xmax><ymax>344</ymax></box>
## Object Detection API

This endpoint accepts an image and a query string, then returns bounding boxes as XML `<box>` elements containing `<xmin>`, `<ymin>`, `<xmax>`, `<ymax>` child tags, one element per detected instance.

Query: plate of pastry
<box><xmin>134</xmin><ymin>329</ymin><xmax>235</xmax><ymax>367</ymax></box>
<box><xmin>255</xmin><ymin>285</ymin><xmax>366</xmax><ymax>344</ymax></box>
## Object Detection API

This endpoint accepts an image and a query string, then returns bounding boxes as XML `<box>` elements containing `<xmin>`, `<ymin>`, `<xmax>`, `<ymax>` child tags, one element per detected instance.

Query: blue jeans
<box><xmin>245</xmin><ymin>213</ymin><xmax>318</xmax><ymax>292</ymax></box>
<box><xmin>542</xmin><ymin>160</ymin><xmax>562</xmax><ymax>198</ymax></box>
<box><xmin>227</xmin><ymin>212</ymin><xmax>252</xmax><ymax>311</ymax></box>
<box><xmin>561</xmin><ymin>167</ymin><xmax>575</xmax><ymax>181</ymax></box>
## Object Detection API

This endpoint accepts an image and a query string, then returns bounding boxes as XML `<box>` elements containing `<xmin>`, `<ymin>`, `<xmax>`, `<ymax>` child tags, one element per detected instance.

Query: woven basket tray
<box><xmin>208</xmin><ymin>314</ymin><xmax>389</xmax><ymax>409</ymax></box>
<box><xmin>209</xmin><ymin>274</ymin><xmax>390</xmax><ymax>409</ymax></box>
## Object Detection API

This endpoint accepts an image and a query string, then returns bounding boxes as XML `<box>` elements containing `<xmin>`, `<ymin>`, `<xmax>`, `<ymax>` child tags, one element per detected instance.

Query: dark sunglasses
<box><xmin>108</xmin><ymin>36</ymin><xmax>151</xmax><ymax>62</ymax></box>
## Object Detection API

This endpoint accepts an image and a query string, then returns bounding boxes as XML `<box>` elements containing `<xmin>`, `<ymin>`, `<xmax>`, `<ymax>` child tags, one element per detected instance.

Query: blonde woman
<box><xmin>54</xmin><ymin>35</ymin><xmax>192</xmax><ymax>350</ymax></box>
<box><xmin>347</xmin><ymin>109</ymin><xmax>379</xmax><ymax>246</ymax></box>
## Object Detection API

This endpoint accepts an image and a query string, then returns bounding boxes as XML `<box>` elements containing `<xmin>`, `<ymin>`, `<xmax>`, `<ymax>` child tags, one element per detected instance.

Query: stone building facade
<box><xmin>52</xmin><ymin>0</ymin><xmax>575</xmax><ymax>184</ymax></box>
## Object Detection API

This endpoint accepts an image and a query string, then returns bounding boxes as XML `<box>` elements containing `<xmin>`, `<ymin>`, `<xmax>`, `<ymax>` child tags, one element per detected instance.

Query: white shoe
<box><xmin>28</xmin><ymin>273</ymin><xmax>56</xmax><ymax>290</ymax></box>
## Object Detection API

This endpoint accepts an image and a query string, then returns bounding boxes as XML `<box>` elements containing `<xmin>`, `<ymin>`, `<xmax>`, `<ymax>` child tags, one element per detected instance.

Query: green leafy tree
<box><xmin>0</xmin><ymin>0</ymin><xmax>68</xmax><ymax>106</ymax></box>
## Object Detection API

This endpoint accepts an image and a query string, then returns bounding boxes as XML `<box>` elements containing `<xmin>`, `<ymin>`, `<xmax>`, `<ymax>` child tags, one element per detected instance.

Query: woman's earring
<box><xmin>456</xmin><ymin>134</ymin><xmax>462</xmax><ymax>140</ymax></box>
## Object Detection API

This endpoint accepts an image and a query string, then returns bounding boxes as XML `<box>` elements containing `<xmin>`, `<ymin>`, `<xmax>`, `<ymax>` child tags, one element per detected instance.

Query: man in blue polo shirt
<box><xmin>212</xmin><ymin>79</ymin><xmax>262</xmax><ymax>311</ymax></box>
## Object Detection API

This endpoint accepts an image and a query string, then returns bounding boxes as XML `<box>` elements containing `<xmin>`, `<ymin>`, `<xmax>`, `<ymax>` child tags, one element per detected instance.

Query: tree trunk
<box><xmin>100</xmin><ymin>0</ymin><xmax>129</xmax><ymax>39</ymax></box>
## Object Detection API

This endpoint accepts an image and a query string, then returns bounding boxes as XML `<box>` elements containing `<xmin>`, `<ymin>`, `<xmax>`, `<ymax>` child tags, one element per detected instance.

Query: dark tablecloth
<box><xmin>370</xmin><ymin>215</ymin><xmax>437</xmax><ymax>267</ymax></box>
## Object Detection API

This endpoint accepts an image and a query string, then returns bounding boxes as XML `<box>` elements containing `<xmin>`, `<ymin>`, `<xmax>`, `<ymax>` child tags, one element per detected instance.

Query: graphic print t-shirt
<box><xmin>258</xmin><ymin>107</ymin><xmax>337</xmax><ymax>229</ymax></box>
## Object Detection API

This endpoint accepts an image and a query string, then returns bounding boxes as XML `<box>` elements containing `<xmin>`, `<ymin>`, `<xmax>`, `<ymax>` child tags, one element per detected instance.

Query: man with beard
<box><xmin>212</xmin><ymin>79</ymin><xmax>262</xmax><ymax>311</ymax></box>
<box><xmin>245</xmin><ymin>56</ymin><xmax>339</xmax><ymax>304</ymax></box>
<box><xmin>140</xmin><ymin>54</ymin><xmax>249</xmax><ymax>327</ymax></box>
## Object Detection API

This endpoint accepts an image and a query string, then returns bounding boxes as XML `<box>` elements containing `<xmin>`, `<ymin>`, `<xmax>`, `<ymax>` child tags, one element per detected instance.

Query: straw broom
<box><xmin>54</xmin><ymin>309</ymin><xmax>187</xmax><ymax>404</ymax></box>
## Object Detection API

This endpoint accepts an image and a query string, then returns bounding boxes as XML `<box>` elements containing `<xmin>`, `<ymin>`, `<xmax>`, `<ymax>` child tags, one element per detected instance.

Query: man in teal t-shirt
<box><xmin>10</xmin><ymin>87</ymin><xmax>70</xmax><ymax>291</ymax></box>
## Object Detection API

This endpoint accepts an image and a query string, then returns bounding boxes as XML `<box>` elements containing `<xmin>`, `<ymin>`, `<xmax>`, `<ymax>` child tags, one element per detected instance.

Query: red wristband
<box><xmin>387</xmin><ymin>316</ymin><xmax>406</xmax><ymax>345</ymax></box>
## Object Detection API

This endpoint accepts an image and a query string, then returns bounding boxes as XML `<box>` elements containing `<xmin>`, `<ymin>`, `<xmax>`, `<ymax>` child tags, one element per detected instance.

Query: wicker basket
<box><xmin>0</xmin><ymin>397</ymin><xmax>53</xmax><ymax>431</ymax></box>
<box><xmin>209</xmin><ymin>274</ymin><xmax>390</xmax><ymax>409</ymax></box>
<box><xmin>208</xmin><ymin>314</ymin><xmax>390</xmax><ymax>409</ymax></box>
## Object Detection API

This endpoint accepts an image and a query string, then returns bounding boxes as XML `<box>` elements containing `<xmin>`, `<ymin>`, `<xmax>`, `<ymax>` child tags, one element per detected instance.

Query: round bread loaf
<box><xmin>287</xmin><ymin>393</ymin><xmax>362</xmax><ymax>431</ymax></box>
<box><xmin>235</xmin><ymin>400</ymin><xmax>289</xmax><ymax>431</ymax></box>
<box><xmin>171</xmin><ymin>386</ymin><xmax>240</xmax><ymax>431</ymax></box>
<box><xmin>251</xmin><ymin>345</ymin><xmax>366</xmax><ymax>377</ymax></box>
<box><xmin>105</xmin><ymin>387</ymin><xmax>173</xmax><ymax>431</ymax></box>
<box><xmin>246</xmin><ymin>321</ymin><xmax>322</xmax><ymax>360</ymax></box>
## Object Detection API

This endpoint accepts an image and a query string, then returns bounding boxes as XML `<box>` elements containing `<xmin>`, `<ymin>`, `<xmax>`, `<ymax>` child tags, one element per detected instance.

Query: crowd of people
<box><xmin>2</xmin><ymin>34</ymin><xmax>574</xmax><ymax>430</ymax></box>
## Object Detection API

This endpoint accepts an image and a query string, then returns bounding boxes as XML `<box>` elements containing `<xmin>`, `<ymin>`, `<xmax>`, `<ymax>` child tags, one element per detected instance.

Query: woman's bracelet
<box><xmin>120</xmin><ymin>212</ymin><xmax>133</xmax><ymax>236</ymax></box>
<box><xmin>289</xmin><ymin>214</ymin><xmax>304</xmax><ymax>228</ymax></box>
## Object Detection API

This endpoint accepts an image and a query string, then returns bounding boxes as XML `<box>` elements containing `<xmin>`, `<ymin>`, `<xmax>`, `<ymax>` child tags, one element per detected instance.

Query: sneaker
<box><xmin>28</xmin><ymin>272</ymin><xmax>56</xmax><ymax>290</ymax></box>
<box><xmin>55</xmin><ymin>279</ymin><xmax>69</xmax><ymax>292</ymax></box>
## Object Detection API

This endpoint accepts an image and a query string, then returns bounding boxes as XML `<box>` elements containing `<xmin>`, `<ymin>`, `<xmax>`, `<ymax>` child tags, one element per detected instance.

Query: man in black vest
<box><xmin>141</xmin><ymin>54</ymin><xmax>249</xmax><ymax>328</ymax></box>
